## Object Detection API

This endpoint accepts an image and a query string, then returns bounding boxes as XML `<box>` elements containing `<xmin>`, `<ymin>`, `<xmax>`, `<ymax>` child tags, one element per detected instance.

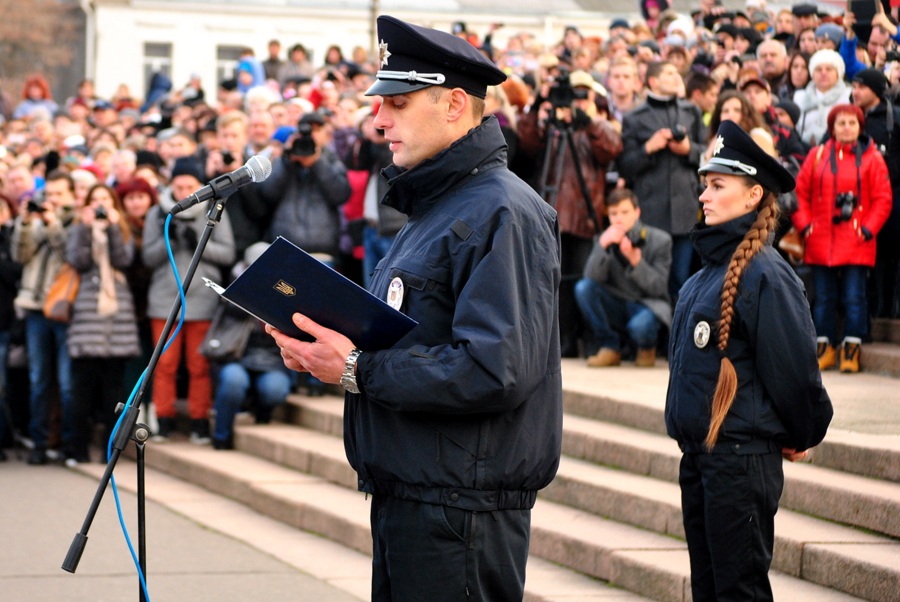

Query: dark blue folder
<box><xmin>203</xmin><ymin>237</ymin><xmax>416</xmax><ymax>351</ymax></box>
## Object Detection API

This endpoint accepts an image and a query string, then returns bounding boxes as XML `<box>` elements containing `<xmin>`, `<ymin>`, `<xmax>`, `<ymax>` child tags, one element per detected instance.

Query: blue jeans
<box><xmin>0</xmin><ymin>331</ymin><xmax>9</xmax><ymax>446</ymax></box>
<box><xmin>363</xmin><ymin>226</ymin><xmax>397</xmax><ymax>289</ymax></box>
<box><xmin>25</xmin><ymin>311</ymin><xmax>74</xmax><ymax>449</ymax></box>
<box><xmin>670</xmin><ymin>234</ymin><xmax>694</xmax><ymax>302</ymax></box>
<box><xmin>574</xmin><ymin>278</ymin><xmax>661</xmax><ymax>352</ymax></box>
<box><xmin>213</xmin><ymin>363</ymin><xmax>292</xmax><ymax>441</ymax></box>
<box><xmin>812</xmin><ymin>265</ymin><xmax>868</xmax><ymax>344</ymax></box>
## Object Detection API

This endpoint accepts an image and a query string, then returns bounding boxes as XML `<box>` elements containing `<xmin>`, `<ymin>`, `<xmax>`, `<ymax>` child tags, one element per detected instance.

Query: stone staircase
<box><xmin>118</xmin><ymin>355</ymin><xmax>900</xmax><ymax>602</ymax></box>
<box><xmin>864</xmin><ymin>318</ymin><xmax>900</xmax><ymax>378</ymax></box>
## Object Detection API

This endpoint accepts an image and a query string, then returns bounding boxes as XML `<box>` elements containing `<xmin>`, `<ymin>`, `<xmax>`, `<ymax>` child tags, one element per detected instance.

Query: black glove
<box><xmin>181</xmin><ymin>222</ymin><xmax>198</xmax><ymax>249</ymax></box>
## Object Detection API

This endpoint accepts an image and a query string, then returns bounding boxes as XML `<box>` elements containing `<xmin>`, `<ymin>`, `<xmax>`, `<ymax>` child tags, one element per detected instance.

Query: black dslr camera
<box><xmin>548</xmin><ymin>67</ymin><xmax>575</xmax><ymax>109</ymax></box>
<box><xmin>610</xmin><ymin>227</ymin><xmax>647</xmax><ymax>266</ymax></box>
<box><xmin>27</xmin><ymin>199</ymin><xmax>48</xmax><ymax>213</ymax></box>
<box><xmin>289</xmin><ymin>123</ymin><xmax>317</xmax><ymax>157</ymax></box>
<box><xmin>834</xmin><ymin>192</ymin><xmax>857</xmax><ymax>223</ymax></box>
<box><xmin>95</xmin><ymin>206</ymin><xmax>108</xmax><ymax>220</ymax></box>
<box><xmin>670</xmin><ymin>124</ymin><xmax>687</xmax><ymax>142</ymax></box>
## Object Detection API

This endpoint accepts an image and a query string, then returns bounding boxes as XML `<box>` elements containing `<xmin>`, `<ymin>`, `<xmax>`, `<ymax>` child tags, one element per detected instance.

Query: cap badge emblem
<box><xmin>694</xmin><ymin>320</ymin><xmax>711</xmax><ymax>349</ymax></box>
<box><xmin>712</xmin><ymin>136</ymin><xmax>724</xmax><ymax>157</ymax></box>
<box><xmin>379</xmin><ymin>40</ymin><xmax>392</xmax><ymax>68</ymax></box>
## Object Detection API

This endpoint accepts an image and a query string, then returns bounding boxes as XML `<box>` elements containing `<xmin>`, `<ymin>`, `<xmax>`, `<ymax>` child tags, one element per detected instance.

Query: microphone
<box><xmin>169</xmin><ymin>155</ymin><xmax>272</xmax><ymax>214</ymax></box>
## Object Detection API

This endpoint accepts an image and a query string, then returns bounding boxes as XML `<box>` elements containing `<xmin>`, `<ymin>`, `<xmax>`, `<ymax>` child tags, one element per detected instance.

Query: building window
<box><xmin>143</xmin><ymin>42</ymin><xmax>172</xmax><ymax>86</ymax></box>
<box><xmin>216</xmin><ymin>45</ymin><xmax>244</xmax><ymax>85</ymax></box>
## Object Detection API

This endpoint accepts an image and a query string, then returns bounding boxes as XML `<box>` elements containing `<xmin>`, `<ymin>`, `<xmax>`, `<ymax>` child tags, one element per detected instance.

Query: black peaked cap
<box><xmin>365</xmin><ymin>15</ymin><xmax>506</xmax><ymax>99</ymax></box>
<box><xmin>699</xmin><ymin>120</ymin><xmax>795</xmax><ymax>194</ymax></box>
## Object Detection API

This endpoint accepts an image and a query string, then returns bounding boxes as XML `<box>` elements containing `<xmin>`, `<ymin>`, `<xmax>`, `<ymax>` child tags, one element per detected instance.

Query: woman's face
<box><xmin>123</xmin><ymin>191</ymin><xmax>152</xmax><ymax>220</ymax></box>
<box><xmin>699</xmin><ymin>173</ymin><xmax>760</xmax><ymax>226</ymax></box>
<box><xmin>720</xmin><ymin>98</ymin><xmax>745</xmax><ymax>126</ymax></box>
<box><xmin>799</xmin><ymin>30</ymin><xmax>817</xmax><ymax>55</ymax></box>
<box><xmin>813</xmin><ymin>63</ymin><xmax>839</xmax><ymax>92</ymax></box>
<box><xmin>790</xmin><ymin>56</ymin><xmax>810</xmax><ymax>87</ymax></box>
<box><xmin>89</xmin><ymin>187</ymin><xmax>114</xmax><ymax>210</ymax></box>
<box><xmin>832</xmin><ymin>112</ymin><xmax>861</xmax><ymax>144</ymax></box>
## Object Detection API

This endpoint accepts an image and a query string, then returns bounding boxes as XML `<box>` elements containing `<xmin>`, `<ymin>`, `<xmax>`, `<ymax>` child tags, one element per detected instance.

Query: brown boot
<box><xmin>839</xmin><ymin>340</ymin><xmax>861</xmax><ymax>373</ymax></box>
<box><xmin>817</xmin><ymin>341</ymin><xmax>836</xmax><ymax>371</ymax></box>
<box><xmin>635</xmin><ymin>348</ymin><xmax>656</xmax><ymax>367</ymax></box>
<box><xmin>586</xmin><ymin>348</ymin><xmax>621</xmax><ymax>367</ymax></box>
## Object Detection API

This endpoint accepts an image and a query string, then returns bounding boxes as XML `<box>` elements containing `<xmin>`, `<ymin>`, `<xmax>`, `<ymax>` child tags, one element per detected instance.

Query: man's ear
<box><xmin>445</xmin><ymin>88</ymin><xmax>470</xmax><ymax>123</ymax></box>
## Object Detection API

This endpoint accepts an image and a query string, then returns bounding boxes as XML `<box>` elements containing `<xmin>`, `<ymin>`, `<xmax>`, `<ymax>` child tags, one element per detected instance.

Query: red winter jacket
<box><xmin>793</xmin><ymin>136</ymin><xmax>892</xmax><ymax>267</ymax></box>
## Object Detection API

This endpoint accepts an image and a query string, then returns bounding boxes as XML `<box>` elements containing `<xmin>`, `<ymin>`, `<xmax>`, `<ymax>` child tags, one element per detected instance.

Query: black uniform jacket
<box><xmin>665</xmin><ymin>212</ymin><xmax>832</xmax><ymax>454</ymax></box>
<box><xmin>348</xmin><ymin>117</ymin><xmax>564</xmax><ymax>511</ymax></box>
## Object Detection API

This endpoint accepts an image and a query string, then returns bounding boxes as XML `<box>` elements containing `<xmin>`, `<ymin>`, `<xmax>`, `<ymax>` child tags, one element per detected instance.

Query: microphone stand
<box><xmin>62</xmin><ymin>197</ymin><xmax>231</xmax><ymax>601</ymax></box>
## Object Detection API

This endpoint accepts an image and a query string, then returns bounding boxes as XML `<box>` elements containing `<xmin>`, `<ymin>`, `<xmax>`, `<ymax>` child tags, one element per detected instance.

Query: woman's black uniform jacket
<box><xmin>348</xmin><ymin>117</ymin><xmax>564</xmax><ymax>511</ymax></box>
<box><xmin>666</xmin><ymin>213</ymin><xmax>832</xmax><ymax>454</ymax></box>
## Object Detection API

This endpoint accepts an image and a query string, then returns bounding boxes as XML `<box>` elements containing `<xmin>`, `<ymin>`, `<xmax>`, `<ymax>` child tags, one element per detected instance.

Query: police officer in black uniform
<box><xmin>665</xmin><ymin>120</ymin><xmax>833</xmax><ymax>602</ymax></box>
<box><xmin>269</xmin><ymin>15</ymin><xmax>563</xmax><ymax>601</ymax></box>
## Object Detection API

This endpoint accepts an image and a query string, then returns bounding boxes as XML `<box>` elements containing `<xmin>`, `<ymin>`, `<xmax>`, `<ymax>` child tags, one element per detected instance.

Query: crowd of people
<box><xmin>0</xmin><ymin>0</ymin><xmax>896</xmax><ymax>464</ymax></box>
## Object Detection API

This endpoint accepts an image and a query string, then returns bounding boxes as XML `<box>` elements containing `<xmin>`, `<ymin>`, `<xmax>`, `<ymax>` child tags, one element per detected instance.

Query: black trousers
<box><xmin>370</xmin><ymin>495</ymin><xmax>530</xmax><ymax>602</ymax></box>
<box><xmin>70</xmin><ymin>357</ymin><xmax>125</xmax><ymax>459</ymax></box>
<box><xmin>679</xmin><ymin>451</ymin><xmax>784</xmax><ymax>602</ymax></box>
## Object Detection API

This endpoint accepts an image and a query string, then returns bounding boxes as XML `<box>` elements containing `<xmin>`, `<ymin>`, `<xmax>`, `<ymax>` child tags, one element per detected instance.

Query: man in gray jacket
<box><xmin>12</xmin><ymin>170</ymin><xmax>77</xmax><ymax>464</ymax></box>
<box><xmin>575</xmin><ymin>188</ymin><xmax>672</xmax><ymax>367</ymax></box>
<box><xmin>620</xmin><ymin>61</ymin><xmax>705</xmax><ymax>300</ymax></box>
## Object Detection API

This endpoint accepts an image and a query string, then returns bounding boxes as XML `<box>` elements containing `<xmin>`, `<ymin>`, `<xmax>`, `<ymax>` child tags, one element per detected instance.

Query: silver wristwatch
<box><xmin>340</xmin><ymin>348</ymin><xmax>363</xmax><ymax>394</ymax></box>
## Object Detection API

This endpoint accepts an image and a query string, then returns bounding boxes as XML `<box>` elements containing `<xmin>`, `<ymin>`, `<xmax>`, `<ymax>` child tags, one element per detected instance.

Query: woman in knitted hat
<box><xmin>793</xmin><ymin>104</ymin><xmax>893</xmax><ymax>372</ymax></box>
<box><xmin>666</xmin><ymin>120</ymin><xmax>832</xmax><ymax>601</ymax></box>
<box><xmin>793</xmin><ymin>49</ymin><xmax>851</xmax><ymax>145</ymax></box>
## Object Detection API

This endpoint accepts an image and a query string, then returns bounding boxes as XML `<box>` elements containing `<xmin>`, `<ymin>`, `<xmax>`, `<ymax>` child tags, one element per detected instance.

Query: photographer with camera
<box><xmin>518</xmin><ymin>69</ymin><xmax>622</xmax><ymax>357</ymax></box>
<box><xmin>241</xmin><ymin>111</ymin><xmax>350</xmax><ymax>394</ymax></box>
<box><xmin>793</xmin><ymin>104</ymin><xmax>892</xmax><ymax>372</ymax></box>
<box><xmin>205</xmin><ymin>111</ymin><xmax>271</xmax><ymax>260</ymax></box>
<box><xmin>620</xmin><ymin>61</ymin><xmax>706</xmax><ymax>301</ymax></box>
<box><xmin>575</xmin><ymin>188</ymin><xmax>671</xmax><ymax>368</ymax></box>
<box><xmin>12</xmin><ymin>170</ymin><xmax>78</xmax><ymax>464</ymax></box>
<box><xmin>65</xmin><ymin>184</ymin><xmax>140</xmax><ymax>464</ymax></box>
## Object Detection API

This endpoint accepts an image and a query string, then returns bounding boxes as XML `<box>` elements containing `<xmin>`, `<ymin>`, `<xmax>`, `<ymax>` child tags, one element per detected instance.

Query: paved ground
<box><xmin>0</xmin><ymin>459</ymin><xmax>363</xmax><ymax>602</ymax></box>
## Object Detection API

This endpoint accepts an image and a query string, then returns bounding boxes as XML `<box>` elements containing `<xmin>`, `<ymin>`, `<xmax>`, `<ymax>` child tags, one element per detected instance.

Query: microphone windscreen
<box><xmin>247</xmin><ymin>155</ymin><xmax>273</xmax><ymax>182</ymax></box>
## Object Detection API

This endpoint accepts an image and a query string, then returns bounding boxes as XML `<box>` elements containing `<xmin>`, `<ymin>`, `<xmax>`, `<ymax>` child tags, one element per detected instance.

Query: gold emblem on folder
<box><xmin>274</xmin><ymin>280</ymin><xmax>296</xmax><ymax>296</ymax></box>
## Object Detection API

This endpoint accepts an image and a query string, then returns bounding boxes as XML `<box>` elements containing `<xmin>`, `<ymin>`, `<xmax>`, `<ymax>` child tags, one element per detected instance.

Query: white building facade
<box><xmin>84</xmin><ymin>0</ymin><xmax>642</xmax><ymax>100</ymax></box>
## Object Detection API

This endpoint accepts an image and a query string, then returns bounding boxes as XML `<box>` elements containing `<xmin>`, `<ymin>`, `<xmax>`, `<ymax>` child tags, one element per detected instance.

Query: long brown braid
<box><xmin>705</xmin><ymin>187</ymin><xmax>779</xmax><ymax>450</ymax></box>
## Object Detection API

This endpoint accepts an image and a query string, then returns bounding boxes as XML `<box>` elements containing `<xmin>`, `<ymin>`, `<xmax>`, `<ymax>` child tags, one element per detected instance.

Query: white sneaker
<box><xmin>189</xmin><ymin>432</ymin><xmax>211</xmax><ymax>446</ymax></box>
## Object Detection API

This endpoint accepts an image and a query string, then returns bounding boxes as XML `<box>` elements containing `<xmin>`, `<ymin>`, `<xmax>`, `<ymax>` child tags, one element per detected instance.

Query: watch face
<box><xmin>341</xmin><ymin>375</ymin><xmax>359</xmax><ymax>394</ymax></box>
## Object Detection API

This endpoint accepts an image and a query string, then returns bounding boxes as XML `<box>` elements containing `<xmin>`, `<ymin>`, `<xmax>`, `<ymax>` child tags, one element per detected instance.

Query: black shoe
<box><xmin>255</xmin><ymin>404</ymin><xmax>273</xmax><ymax>424</ymax></box>
<box><xmin>27</xmin><ymin>447</ymin><xmax>48</xmax><ymax>465</ymax></box>
<box><xmin>212</xmin><ymin>437</ymin><xmax>234</xmax><ymax>451</ymax></box>
<box><xmin>0</xmin><ymin>449</ymin><xmax>7</xmax><ymax>462</ymax></box>
<box><xmin>190</xmin><ymin>419</ymin><xmax>211</xmax><ymax>445</ymax></box>
<box><xmin>153</xmin><ymin>417</ymin><xmax>176</xmax><ymax>441</ymax></box>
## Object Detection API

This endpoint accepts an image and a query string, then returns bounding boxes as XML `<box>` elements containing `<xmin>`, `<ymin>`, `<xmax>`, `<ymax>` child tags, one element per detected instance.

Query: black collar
<box><xmin>690</xmin><ymin>212</ymin><xmax>760</xmax><ymax>266</ymax></box>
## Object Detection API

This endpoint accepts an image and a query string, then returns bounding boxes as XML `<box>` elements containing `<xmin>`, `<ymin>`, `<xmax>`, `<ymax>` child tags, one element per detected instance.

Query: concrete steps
<box><xmin>136</xmin><ymin>441</ymin><xmax>652</xmax><ymax>601</ymax></box>
<box><xmin>127</xmin><ymin>354</ymin><xmax>900</xmax><ymax>602</ymax></box>
<box><xmin>139</xmin><ymin>437</ymin><xmax>865</xmax><ymax>602</ymax></box>
<box><xmin>864</xmin><ymin>319</ymin><xmax>900</xmax><ymax>378</ymax></box>
<box><xmin>236</xmin><ymin>414</ymin><xmax>900</xmax><ymax>602</ymax></box>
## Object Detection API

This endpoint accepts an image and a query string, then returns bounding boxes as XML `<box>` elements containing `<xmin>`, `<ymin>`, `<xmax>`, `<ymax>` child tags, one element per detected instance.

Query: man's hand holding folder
<box><xmin>267</xmin><ymin>313</ymin><xmax>355</xmax><ymax>384</ymax></box>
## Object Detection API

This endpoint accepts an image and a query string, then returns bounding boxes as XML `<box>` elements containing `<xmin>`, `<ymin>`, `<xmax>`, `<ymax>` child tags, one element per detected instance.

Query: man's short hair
<box><xmin>608</xmin><ymin>56</ymin><xmax>638</xmax><ymax>76</ymax></box>
<box><xmin>46</xmin><ymin>169</ymin><xmax>75</xmax><ymax>193</ymax></box>
<box><xmin>644</xmin><ymin>61</ymin><xmax>672</xmax><ymax>85</ymax></box>
<box><xmin>756</xmin><ymin>39</ymin><xmax>787</xmax><ymax>60</ymax></box>
<box><xmin>607</xmin><ymin>188</ymin><xmax>638</xmax><ymax>209</ymax></box>
<box><xmin>216</xmin><ymin>111</ymin><xmax>249</xmax><ymax>131</ymax></box>
<box><xmin>685</xmin><ymin>71</ymin><xmax>718</xmax><ymax>98</ymax></box>
<box><xmin>426</xmin><ymin>86</ymin><xmax>485</xmax><ymax>121</ymax></box>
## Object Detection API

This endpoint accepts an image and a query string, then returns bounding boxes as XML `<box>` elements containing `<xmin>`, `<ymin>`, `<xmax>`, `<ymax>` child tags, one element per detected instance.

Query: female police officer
<box><xmin>665</xmin><ymin>120</ymin><xmax>833</xmax><ymax>602</ymax></box>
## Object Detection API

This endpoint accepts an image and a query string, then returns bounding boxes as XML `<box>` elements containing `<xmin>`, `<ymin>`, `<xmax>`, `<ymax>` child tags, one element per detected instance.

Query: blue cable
<box><xmin>105</xmin><ymin>214</ymin><xmax>188</xmax><ymax>602</ymax></box>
